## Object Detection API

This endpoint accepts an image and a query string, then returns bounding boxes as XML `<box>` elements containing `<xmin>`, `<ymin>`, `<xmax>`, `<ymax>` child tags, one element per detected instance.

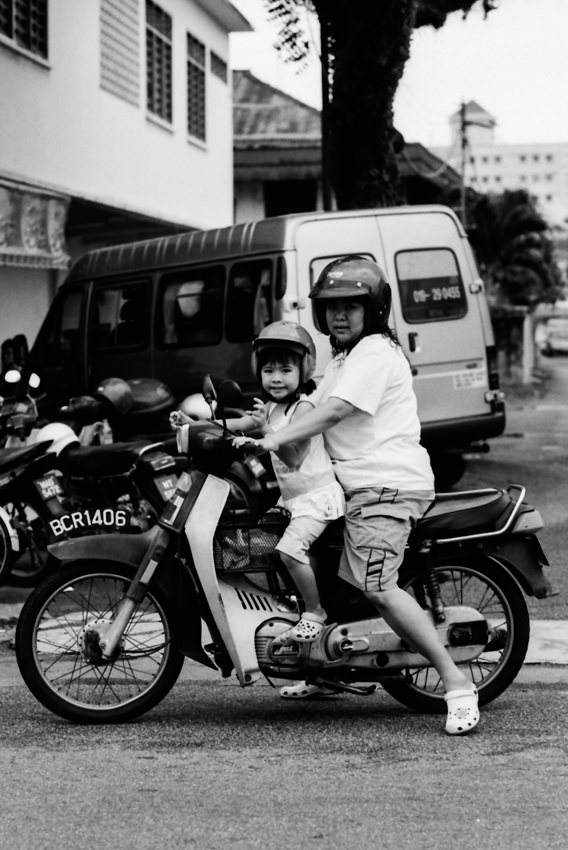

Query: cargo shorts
<box><xmin>339</xmin><ymin>487</ymin><xmax>434</xmax><ymax>593</ymax></box>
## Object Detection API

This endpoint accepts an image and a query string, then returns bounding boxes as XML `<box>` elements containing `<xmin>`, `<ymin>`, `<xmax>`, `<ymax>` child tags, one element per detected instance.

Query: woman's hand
<box><xmin>232</xmin><ymin>434</ymin><xmax>279</xmax><ymax>454</ymax></box>
<box><xmin>246</xmin><ymin>397</ymin><xmax>268</xmax><ymax>431</ymax></box>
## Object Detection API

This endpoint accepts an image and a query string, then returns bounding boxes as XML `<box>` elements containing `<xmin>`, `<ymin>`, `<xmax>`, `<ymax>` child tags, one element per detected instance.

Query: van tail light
<box><xmin>486</xmin><ymin>345</ymin><xmax>500</xmax><ymax>390</ymax></box>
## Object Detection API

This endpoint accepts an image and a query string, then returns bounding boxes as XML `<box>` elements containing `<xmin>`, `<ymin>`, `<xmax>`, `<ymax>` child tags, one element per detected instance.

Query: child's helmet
<box><xmin>309</xmin><ymin>255</ymin><xmax>392</xmax><ymax>335</ymax></box>
<box><xmin>252</xmin><ymin>321</ymin><xmax>316</xmax><ymax>383</ymax></box>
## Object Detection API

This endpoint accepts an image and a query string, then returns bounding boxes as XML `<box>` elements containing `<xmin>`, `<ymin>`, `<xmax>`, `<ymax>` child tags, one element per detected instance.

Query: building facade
<box><xmin>434</xmin><ymin>101</ymin><xmax>568</xmax><ymax>229</ymax></box>
<box><xmin>233</xmin><ymin>70</ymin><xmax>462</xmax><ymax>224</ymax></box>
<box><xmin>0</xmin><ymin>0</ymin><xmax>250</xmax><ymax>345</ymax></box>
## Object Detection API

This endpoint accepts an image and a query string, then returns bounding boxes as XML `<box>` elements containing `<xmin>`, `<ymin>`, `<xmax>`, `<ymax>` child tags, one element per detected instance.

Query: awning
<box><xmin>0</xmin><ymin>178</ymin><xmax>70</xmax><ymax>269</ymax></box>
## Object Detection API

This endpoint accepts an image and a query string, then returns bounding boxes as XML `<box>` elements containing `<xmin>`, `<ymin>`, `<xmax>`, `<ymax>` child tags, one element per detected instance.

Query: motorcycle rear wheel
<box><xmin>16</xmin><ymin>561</ymin><xmax>184</xmax><ymax>723</ymax></box>
<box><xmin>380</xmin><ymin>556</ymin><xmax>530</xmax><ymax>713</ymax></box>
<box><xmin>0</xmin><ymin>513</ymin><xmax>15</xmax><ymax>585</ymax></box>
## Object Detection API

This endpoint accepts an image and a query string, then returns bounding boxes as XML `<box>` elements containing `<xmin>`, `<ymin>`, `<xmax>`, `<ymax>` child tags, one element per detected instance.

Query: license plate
<box><xmin>155</xmin><ymin>474</ymin><xmax>179</xmax><ymax>502</ymax></box>
<box><xmin>35</xmin><ymin>474</ymin><xmax>64</xmax><ymax>500</ymax></box>
<box><xmin>48</xmin><ymin>508</ymin><xmax>130</xmax><ymax>539</ymax></box>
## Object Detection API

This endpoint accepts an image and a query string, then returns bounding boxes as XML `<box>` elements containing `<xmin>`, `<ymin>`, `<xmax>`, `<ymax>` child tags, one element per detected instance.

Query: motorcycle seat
<box><xmin>0</xmin><ymin>440</ymin><xmax>54</xmax><ymax>474</ymax></box>
<box><xmin>60</xmin><ymin>442</ymin><xmax>152</xmax><ymax>477</ymax></box>
<box><xmin>313</xmin><ymin>488</ymin><xmax>516</xmax><ymax>551</ymax></box>
<box><xmin>415</xmin><ymin>488</ymin><xmax>514</xmax><ymax>541</ymax></box>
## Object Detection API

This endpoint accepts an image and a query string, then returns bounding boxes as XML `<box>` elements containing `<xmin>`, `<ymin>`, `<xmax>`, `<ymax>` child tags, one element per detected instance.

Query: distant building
<box><xmin>433</xmin><ymin>101</ymin><xmax>568</xmax><ymax>228</ymax></box>
<box><xmin>0</xmin><ymin>0</ymin><xmax>250</xmax><ymax>345</ymax></box>
<box><xmin>233</xmin><ymin>69</ymin><xmax>462</xmax><ymax>223</ymax></box>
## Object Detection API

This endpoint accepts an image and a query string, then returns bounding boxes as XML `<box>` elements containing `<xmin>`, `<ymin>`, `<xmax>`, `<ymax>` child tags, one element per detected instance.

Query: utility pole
<box><xmin>320</xmin><ymin>16</ymin><xmax>332</xmax><ymax>212</ymax></box>
<box><xmin>459</xmin><ymin>101</ymin><xmax>468</xmax><ymax>230</ymax></box>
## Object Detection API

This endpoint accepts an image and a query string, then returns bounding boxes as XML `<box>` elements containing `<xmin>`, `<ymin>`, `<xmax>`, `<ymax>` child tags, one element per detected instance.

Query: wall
<box><xmin>0</xmin><ymin>0</ymin><xmax>235</xmax><ymax>230</ymax></box>
<box><xmin>0</xmin><ymin>267</ymin><xmax>56</xmax><ymax>346</ymax></box>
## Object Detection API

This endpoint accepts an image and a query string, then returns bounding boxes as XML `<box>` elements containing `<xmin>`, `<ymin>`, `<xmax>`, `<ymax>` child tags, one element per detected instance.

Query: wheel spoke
<box><xmin>31</xmin><ymin>574</ymin><xmax>170</xmax><ymax>708</ymax></box>
<box><xmin>383</xmin><ymin>559</ymin><xmax>529</xmax><ymax>709</ymax></box>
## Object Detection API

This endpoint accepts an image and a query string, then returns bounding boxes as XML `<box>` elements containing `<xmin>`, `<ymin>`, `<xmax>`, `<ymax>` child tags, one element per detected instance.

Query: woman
<box><xmin>236</xmin><ymin>255</ymin><xmax>479</xmax><ymax>736</ymax></box>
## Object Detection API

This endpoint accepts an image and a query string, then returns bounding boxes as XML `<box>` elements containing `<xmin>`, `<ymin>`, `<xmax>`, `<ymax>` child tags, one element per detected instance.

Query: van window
<box><xmin>91</xmin><ymin>281</ymin><xmax>150</xmax><ymax>349</ymax></box>
<box><xmin>395</xmin><ymin>249</ymin><xmax>467</xmax><ymax>323</ymax></box>
<box><xmin>226</xmin><ymin>261</ymin><xmax>273</xmax><ymax>342</ymax></box>
<box><xmin>38</xmin><ymin>288</ymin><xmax>84</xmax><ymax>366</ymax></box>
<box><xmin>157</xmin><ymin>267</ymin><xmax>224</xmax><ymax>347</ymax></box>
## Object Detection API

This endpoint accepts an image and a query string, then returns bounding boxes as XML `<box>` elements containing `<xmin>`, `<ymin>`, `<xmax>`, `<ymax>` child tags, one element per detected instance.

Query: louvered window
<box><xmin>146</xmin><ymin>0</ymin><xmax>172</xmax><ymax>122</ymax></box>
<box><xmin>187</xmin><ymin>32</ymin><xmax>205</xmax><ymax>141</ymax></box>
<box><xmin>210</xmin><ymin>51</ymin><xmax>227</xmax><ymax>83</ymax></box>
<box><xmin>100</xmin><ymin>0</ymin><xmax>140</xmax><ymax>106</ymax></box>
<box><xmin>0</xmin><ymin>0</ymin><xmax>48</xmax><ymax>59</ymax></box>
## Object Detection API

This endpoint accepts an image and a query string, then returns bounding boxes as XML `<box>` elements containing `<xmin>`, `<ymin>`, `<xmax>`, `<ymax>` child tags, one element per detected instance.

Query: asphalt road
<box><xmin>0</xmin><ymin>669</ymin><xmax>567</xmax><ymax>850</ymax></box>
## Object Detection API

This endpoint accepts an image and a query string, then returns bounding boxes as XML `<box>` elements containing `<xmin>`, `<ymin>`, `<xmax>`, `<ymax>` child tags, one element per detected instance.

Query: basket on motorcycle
<box><xmin>214</xmin><ymin>508</ymin><xmax>290</xmax><ymax>572</ymax></box>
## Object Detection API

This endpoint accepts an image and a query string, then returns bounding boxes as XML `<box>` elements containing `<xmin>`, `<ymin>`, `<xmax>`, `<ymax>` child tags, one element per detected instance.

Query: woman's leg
<box><xmin>364</xmin><ymin>587</ymin><xmax>473</xmax><ymax>693</ymax></box>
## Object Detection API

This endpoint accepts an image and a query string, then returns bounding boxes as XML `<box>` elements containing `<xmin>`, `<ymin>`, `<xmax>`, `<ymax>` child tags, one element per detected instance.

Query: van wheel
<box><xmin>429</xmin><ymin>452</ymin><xmax>467</xmax><ymax>490</ymax></box>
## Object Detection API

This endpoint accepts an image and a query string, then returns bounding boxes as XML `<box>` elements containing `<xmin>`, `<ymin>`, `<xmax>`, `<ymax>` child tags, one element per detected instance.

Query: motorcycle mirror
<box><xmin>4</xmin><ymin>369</ymin><xmax>21</xmax><ymax>384</ymax></box>
<box><xmin>28</xmin><ymin>372</ymin><xmax>40</xmax><ymax>390</ymax></box>
<box><xmin>202</xmin><ymin>374</ymin><xmax>217</xmax><ymax>405</ymax></box>
<box><xmin>216</xmin><ymin>380</ymin><xmax>243</xmax><ymax>433</ymax></box>
<box><xmin>216</xmin><ymin>380</ymin><xmax>243</xmax><ymax>411</ymax></box>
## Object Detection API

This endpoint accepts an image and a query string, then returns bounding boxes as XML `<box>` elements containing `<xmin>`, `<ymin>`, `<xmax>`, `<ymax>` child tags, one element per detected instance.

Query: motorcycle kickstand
<box><xmin>312</xmin><ymin>679</ymin><xmax>377</xmax><ymax>697</ymax></box>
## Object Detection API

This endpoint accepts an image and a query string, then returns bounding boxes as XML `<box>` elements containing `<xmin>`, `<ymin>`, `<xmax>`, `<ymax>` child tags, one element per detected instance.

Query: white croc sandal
<box><xmin>273</xmin><ymin>613</ymin><xmax>326</xmax><ymax>646</ymax></box>
<box><xmin>279</xmin><ymin>681</ymin><xmax>336</xmax><ymax>699</ymax></box>
<box><xmin>444</xmin><ymin>687</ymin><xmax>480</xmax><ymax>735</ymax></box>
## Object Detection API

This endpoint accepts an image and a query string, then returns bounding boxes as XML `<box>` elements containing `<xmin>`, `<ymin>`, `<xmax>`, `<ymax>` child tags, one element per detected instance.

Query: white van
<box><xmin>29</xmin><ymin>205</ymin><xmax>505</xmax><ymax>485</ymax></box>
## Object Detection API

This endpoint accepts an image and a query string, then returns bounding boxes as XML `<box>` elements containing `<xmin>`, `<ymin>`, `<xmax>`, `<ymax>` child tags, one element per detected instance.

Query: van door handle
<box><xmin>408</xmin><ymin>332</ymin><xmax>418</xmax><ymax>353</ymax></box>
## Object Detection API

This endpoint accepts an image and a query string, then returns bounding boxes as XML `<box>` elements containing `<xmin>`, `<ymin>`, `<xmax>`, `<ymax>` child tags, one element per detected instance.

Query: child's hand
<box><xmin>232</xmin><ymin>434</ymin><xmax>278</xmax><ymax>454</ymax></box>
<box><xmin>169</xmin><ymin>409</ymin><xmax>191</xmax><ymax>430</ymax></box>
<box><xmin>247</xmin><ymin>397</ymin><xmax>267</xmax><ymax>430</ymax></box>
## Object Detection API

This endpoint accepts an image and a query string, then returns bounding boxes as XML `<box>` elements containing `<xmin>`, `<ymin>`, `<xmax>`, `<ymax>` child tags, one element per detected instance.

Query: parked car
<box><xmin>540</xmin><ymin>317</ymin><xmax>568</xmax><ymax>356</ymax></box>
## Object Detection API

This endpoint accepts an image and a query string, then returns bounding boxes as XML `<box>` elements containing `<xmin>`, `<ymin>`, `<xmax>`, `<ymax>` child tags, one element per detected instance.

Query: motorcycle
<box><xmin>15</xmin><ymin>380</ymin><xmax>555</xmax><ymax>723</ymax></box>
<box><xmin>0</xmin><ymin>425</ymin><xmax>181</xmax><ymax>587</ymax></box>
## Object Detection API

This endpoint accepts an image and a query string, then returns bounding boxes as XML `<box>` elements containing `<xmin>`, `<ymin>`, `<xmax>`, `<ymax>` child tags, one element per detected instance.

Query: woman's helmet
<box><xmin>309</xmin><ymin>255</ymin><xmax>392</xmax><ymax>336</ymax></box>
<box><xmin>252</xmin><ymin>321</ymin><xmax>316</xmax><ymax>384</ymax></box>
<box><xmin>35</xmin><ymin>422</ymin><xmax>79</xmax><ymax>456</ymax></box>
<box><xmin>94</xmin><ymin>377</ymin><xmax>134</xmax><ymax>417</ymax></box>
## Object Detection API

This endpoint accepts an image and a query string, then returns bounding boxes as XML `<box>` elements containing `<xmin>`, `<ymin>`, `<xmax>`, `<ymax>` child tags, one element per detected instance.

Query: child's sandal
<box><xmin>273</xmin><ymin>612</ymin><xmax>326</xmax><ymax>645</ymax></box>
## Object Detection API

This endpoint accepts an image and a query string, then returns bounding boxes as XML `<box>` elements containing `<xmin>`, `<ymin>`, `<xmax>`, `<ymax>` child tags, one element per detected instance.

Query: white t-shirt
<box><xmin>267</xmin><ymin>397</ymin><xmax>345</xmax><ymax>520</ymax></box>
<box><xmin>312</xmin><ymin>335</ymin><xmax>434</xmax><ymax>492</ymax></box>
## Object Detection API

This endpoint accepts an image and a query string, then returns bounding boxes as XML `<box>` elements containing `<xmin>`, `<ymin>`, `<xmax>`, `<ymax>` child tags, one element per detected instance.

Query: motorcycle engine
<box><xmin>255</xmin><ymin>619</ymin><xmax>304</xmax><ymax>673</ymax></box>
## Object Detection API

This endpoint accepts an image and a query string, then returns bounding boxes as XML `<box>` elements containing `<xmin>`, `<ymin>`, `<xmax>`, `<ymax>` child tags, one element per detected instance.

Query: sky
<box><xmin>229</xmin><ymin>0</ymin><xmax>568</xmax><ymax>148</ymax></box>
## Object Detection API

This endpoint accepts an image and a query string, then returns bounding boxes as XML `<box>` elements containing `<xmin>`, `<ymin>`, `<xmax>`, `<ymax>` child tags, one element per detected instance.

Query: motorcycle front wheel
<box><xmin>16</xmin><ymin>561</ymin><xmax>185</xmax><ymax>723</ymax></box>
<box><xmin>380</xmin><ymin>556</ymin><xmax>530</xmax><ymax>713</ymax></box>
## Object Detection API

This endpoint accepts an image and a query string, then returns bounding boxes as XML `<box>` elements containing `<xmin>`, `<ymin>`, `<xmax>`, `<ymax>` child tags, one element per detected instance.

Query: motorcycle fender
<box><xmin>489</xmin><ymin>535</ymin><xmax>556</xmax><ymax>599</ymax></box>
<box><xmin>153</xmin><ymin>559</ymin><xmax>217</xmax><ymax>670</ymax></box>
<box><xmin>0</xmin><ymin>505</ymin><xmax>19</xmax><ymax>552</ymax></box>
<box><xmin>47</xmin><ymin>528</ymin><xmax>158</xmax><ymax>568</ymax></box>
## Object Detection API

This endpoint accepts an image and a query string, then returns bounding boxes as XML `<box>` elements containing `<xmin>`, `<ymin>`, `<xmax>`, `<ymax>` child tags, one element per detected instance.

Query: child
<box><xmin>172</xmin><ymin>321</ymin><xmax>344</xmax><ymax>645</ymax></box>
<box><xmin>247</xmin><ymin>321</ymin><xmax>344</xmax><ymax>643</ymax></box>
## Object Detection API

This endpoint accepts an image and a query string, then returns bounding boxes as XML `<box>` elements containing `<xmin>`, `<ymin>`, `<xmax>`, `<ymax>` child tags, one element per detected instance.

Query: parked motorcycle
<box><xmin>0</xmin><ymin>368</ymin><xmax>43</xmax><ymax>449</ymax></box>
<box><xmin>15</xmin><ymin>380</ymin><xmax>554</xmax><ymax>723</ymax></box>
<box><xmin>0</xmin><ymin>425</ymin><xmax>181</xmax><ymax>587</ymax></box>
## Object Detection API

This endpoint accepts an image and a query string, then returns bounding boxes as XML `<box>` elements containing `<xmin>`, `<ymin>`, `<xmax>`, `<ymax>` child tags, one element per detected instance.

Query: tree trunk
<box><xmin>313</xmin><ymin>0</ymin><xmax>415</xmax><ymax>209</ymax></box>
